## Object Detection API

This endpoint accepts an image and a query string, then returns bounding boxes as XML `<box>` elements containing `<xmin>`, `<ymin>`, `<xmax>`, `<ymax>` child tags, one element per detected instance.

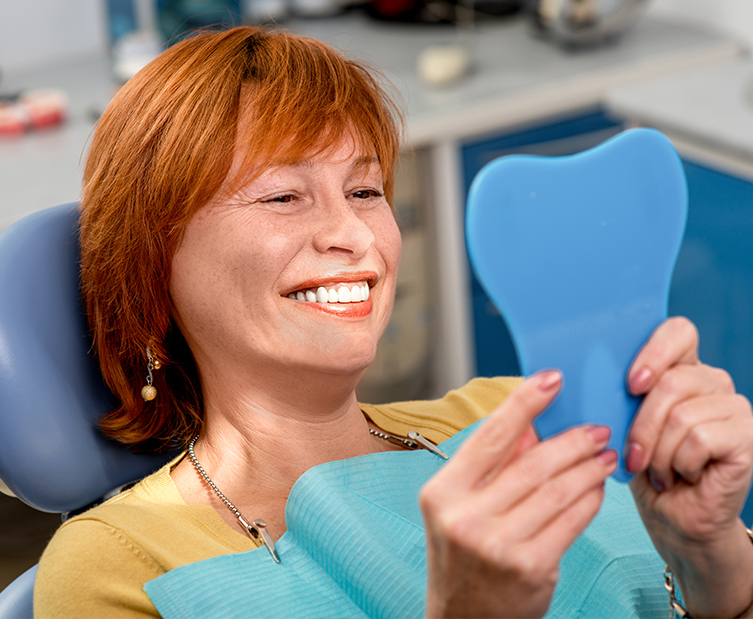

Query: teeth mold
<box><xmin>466</xmin><ymin>128</ymin><xmax>687</xmax><ymax>482</ymax></box>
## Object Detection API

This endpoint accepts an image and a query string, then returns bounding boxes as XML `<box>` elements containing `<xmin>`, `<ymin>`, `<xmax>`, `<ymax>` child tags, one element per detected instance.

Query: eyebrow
<box><xmin>284</xmin><ymin>155</ymin><xmax>380</xmax><ymax>170</ymax></box>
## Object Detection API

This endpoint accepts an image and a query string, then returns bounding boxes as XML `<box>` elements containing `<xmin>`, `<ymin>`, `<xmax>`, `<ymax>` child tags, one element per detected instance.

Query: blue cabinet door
<box><xmin>669</xmin><ymin>161</ymin><xmax>753</xmax><ymax>403</ymax></box>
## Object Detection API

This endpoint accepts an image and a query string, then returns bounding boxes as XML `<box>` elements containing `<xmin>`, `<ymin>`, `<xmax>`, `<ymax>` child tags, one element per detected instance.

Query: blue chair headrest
<box><xmin>0</xmin><ymin>204</ymin><xmax>173</xmax><ymax>513</ymax></box>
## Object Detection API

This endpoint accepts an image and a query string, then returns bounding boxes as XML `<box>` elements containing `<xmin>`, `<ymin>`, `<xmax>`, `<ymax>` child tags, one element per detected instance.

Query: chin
<box><xmin>297</xmin><ymin>345</ymin><xmax>377</xmax><ymax>378</ymax></box>
<box><xmin>287</xmin><ymin>323</ymin><xmax>382</xmax><ymax>373</ymax></box>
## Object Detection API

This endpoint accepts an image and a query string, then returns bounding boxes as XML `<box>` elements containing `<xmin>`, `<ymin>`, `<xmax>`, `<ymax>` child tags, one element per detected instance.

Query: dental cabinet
<box><xmin>0</xmin><ymin>13</ymin><xmax>743</xmax><ymax>405</ymax></box>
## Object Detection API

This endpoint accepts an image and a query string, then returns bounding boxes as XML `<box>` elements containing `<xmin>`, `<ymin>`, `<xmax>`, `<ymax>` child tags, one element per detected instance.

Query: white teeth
<box><xmin>288</xmin><ymin>283</ymin><xmax>372</xmax><ymax>304</ymax></box>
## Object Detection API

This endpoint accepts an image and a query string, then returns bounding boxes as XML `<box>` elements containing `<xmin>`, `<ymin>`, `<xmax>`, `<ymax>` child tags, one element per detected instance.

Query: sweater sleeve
<box><xmin>34</xmin><ymin>518</ymin><xmax>163</xmax><ymax>619</ymax></box>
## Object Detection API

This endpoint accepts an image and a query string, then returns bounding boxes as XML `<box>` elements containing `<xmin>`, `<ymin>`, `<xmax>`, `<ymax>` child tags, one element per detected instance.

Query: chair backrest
<box><xmin>0</xmin><ymin>203</ymin><xmax>173</xmax><ymax>514</ymax></box>
<box><xmin>0</xmin><ymin>204</ymin><xmax>178</xmax><ymax>617</ymax></box>
<box><xmin>0</xmin><ymin>566</ymin><xmax>37</xmax><ymax>619</ymax></box>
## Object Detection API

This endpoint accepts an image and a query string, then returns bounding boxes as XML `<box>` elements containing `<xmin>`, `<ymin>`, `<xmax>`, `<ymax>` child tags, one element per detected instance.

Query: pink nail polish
<box><xmin>587</xmin><ymin>426</ymin><xmax>611</xmax><ymax>444</ymax></box>
<box><xmin>629</xmin><ymin>368</ymin><xmax>653</xmax><ymax>394</ymax></box>
<box><xmin>536</xmin><ymin>371</ymin><xmax>561</xmax><ymax>392</ymax></box>
<box><xmin>598</xmin><ymin>450</ymin><xmax>618</xmax><ymax>467</ymax></box>
<box><xmin>625</xmin><ymin>442</ymin><xmax>643</xmax><ymax>473</ymax></box>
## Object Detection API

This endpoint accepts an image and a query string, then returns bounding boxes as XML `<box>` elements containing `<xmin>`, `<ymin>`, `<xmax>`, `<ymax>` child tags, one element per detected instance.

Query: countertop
<box><xmin>292</xmin><ymin>14</ymin><xmax>742</xmax><ymax>145</ymax></box>
<box><xmin>0</xmin><ymin>13</ymin><xmax>742</xmax><ymax>228</ymax></box>
<box><xmin>606</xmin><ymin>56</ymin><xmax>753</xmax><ymax>172</ymax></box>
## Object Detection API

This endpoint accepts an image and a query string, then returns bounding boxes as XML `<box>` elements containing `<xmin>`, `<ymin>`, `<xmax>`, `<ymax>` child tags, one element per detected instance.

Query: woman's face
<box><xmin>169</xmin><ymin>135</ymin><xmax>402</xmax><ymax>382</ymax></box>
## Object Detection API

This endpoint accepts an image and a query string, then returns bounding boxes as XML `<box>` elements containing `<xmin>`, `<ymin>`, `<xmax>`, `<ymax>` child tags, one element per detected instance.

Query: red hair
<box><xmin>79</xmin><ymin>26</ymin><xmax>403</xmax><ymax>451</ymax></box>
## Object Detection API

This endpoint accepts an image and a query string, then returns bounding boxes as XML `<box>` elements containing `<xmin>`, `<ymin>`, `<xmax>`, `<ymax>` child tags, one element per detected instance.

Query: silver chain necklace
<box><xmin>187</xmin><ymin>428</ymin><xmax>448</xmax><ymax>564</ymax></box>
<box><xmin>188</xmin><ymin>435</ymin><xmax>280</xmax><ymax>563</ymax></box>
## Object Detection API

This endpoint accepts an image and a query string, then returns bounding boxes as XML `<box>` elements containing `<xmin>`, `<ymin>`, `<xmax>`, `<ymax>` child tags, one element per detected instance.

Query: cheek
<box><xmin>377</xmin><ymin>211</ymin><xmax>402</xmax><ymax>271</ymax></box>
<box><xmin>169</xmin><ymin>216</ymin><xmax>279</xmax><ymax>328</ymax></box>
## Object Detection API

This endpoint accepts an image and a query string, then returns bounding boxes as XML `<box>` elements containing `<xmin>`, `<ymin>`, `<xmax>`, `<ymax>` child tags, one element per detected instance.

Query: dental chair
<box><xmin>0</xmin><ymin>203</ymin><xmax>174</xmax><ymax>619</ymax></box>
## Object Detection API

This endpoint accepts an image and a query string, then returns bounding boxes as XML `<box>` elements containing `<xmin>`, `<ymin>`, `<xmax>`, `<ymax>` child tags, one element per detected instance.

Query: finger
<box><xmin>440</xmin><ymin>371</ymin><xmax>562</xmax><ymax>491</ymax></box>
<box><xmin>627</xmin><ymin>317</ymin><xmax>699</xmax><ymax>396</ymax></box>
<box><xmin>672</xmin><ymin>396</ymin><xmax>753</xmax><ymax>487</ymax></box>
<box><xmin>645</xmin><ymin>394</ymin><xmax>733</xmax><ymax>490</ymax></box>
<box><xmin>529</xmin><ymin>484</ymin><xmax>606</xmax><ymax>562</ymax></box>
<box><xmin>502</xmin><ymin>449</ymin><xmax>617</xmax><ymax>540</ymax></box>
<box><xmin>475</xmin><ymin>424</ymin><xmax>612</xmax><ymax>514</ymax></box>
<box><xmin>629</xmin><ymin>469</ymin><xmax>656</xmax><ymax>510</ymax></box>
<box><xmin>485</xmin><ymin>483</ymin><xmax>607</xmax><ymax>571</ymax></box>
<box><xmin>509</xmin><ymin>424</ymin><xmax>540</xmax><ymax>461</ymax></box>
<box><xmin>627</xmin><ymin>364</ymin><xmax>736</xmax><ymax>475</ymax></box>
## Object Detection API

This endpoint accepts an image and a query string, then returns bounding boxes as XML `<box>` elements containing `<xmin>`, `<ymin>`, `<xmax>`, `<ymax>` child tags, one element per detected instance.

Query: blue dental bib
<box><xmin>145</xmin><ymin>421</ymin><xmax>668</xmax><ymax>618</ymax></box>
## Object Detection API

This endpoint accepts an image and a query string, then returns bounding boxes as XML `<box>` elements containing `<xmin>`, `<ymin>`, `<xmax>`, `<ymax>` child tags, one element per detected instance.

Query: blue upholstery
<box><xmin>0</xmin><ymin>566</ymin><xmax>37</xmax><ymax>619</ymax></box>
<box><xmin>0</xmin><ymin>204</ymin><xmax>175</xmax><ymax>615</ymax></box>
<box><xmin>0</xmin><ymin>203</ymin><xmax>172</xmax><ymax>512</ymax></box>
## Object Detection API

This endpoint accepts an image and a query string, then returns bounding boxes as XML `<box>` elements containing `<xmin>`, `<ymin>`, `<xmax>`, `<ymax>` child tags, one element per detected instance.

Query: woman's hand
<box><xmin>626</xmin><ymin>316</ymin><xmax>753</xmax><ymax>618</ymax></box>
<box><xmin>420</xmin><ymin>372</ymin><xmax>617</xmax><ymax>619</ymax></box>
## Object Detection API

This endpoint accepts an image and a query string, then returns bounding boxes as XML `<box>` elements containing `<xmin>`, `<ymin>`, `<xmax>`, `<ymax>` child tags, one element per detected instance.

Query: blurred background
<box><xmin>2</xmin><ymin>0</ymin><xmax>753</xmax><ymax>592</ymax></box>
<box><xmin>2</xmin><ymin>1</ymin><xmax>753</xmax><ymax>74</ymax></box>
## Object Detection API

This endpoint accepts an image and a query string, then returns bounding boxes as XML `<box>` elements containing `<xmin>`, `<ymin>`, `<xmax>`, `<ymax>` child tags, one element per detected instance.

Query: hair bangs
<box><xmin>229</xmin><ymin>36</ymin><xmax>402</xmax><ymax>202</ymax></box>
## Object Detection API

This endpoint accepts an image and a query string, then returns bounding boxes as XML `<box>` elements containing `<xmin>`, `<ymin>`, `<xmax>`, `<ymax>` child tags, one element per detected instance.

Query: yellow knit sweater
<box><xmin>34</xmin><ymin>377</ymin><xmax>520</xmax><ymax>618</ymax></box>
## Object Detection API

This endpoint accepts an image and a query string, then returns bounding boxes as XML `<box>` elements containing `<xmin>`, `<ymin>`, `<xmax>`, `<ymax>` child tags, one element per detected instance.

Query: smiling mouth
<box><xmin>286</xmin><ymin>282</ymin><xmax>371</xmax><ymax>305</ymax></box>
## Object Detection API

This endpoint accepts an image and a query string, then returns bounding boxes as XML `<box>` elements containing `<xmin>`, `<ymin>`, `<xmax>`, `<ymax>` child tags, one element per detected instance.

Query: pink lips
<box><xmin>306</xmin><ymin>299</ymin><xmax>373</xmax><ymax>318</ymax></box>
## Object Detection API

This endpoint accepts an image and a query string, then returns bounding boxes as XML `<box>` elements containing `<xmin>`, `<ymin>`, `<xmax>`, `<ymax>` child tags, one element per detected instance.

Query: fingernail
<box><xmin>536</xmin><ymin>371</ymin><xmax>561</xmax><ymax>392</ymax></box>
<box><xmin>587</xmin><ymin>426</ymin><xmax>611</xmax><ymax>444</ymax></box>
<box><xmin>648</xmin><ymin>469</ymin><xmax>666</xmax><ymax>493</ymax></box>
<box><xmin>598</xmin><ymin>450</ymin><xmax>618</xmax><ymax>467</ymax></box>
<box><xmin>629</xmin><ymin>367</ymin><xmax>653</xmax><ymax>394</ymax></box>
<box><xmin>625</xmin><ymin>442</ymin><xmax>644</xmax><ymax>473</ymax></box>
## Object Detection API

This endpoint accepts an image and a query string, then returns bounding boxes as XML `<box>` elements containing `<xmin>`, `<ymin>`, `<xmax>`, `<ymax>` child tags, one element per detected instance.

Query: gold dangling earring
<box><xmin>141</xmin><ymin>346</ymin><xmax>160</xmax><ymax>401</ymax></box>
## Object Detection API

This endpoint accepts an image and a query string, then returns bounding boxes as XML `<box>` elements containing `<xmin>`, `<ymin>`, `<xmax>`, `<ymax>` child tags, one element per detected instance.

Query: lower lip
<box><xmin>301</xmin><ymin>299</ymin><xmax>373</xmax><ymax>318</ymax></box>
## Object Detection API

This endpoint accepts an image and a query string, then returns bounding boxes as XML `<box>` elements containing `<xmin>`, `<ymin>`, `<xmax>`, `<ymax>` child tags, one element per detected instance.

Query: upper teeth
<box><xmin>288</xmin><ymin>284</ymin><xmax>370</xmax><ymax>304</ymax></box>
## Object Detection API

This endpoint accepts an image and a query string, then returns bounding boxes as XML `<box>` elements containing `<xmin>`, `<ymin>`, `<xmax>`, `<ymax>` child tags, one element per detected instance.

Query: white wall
<box><xmin>647</xmin><ymin>0</ymin><xmax>753</xmax><ymax>49</ymax></box>
<box><xmin>0</xmin><ymin>0</ymin><xmax>107</xmax><ymax>74</ymax></box>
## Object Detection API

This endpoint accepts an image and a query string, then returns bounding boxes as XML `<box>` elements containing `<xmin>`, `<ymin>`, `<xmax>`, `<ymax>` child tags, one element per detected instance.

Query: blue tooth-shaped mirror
<box><xmin>465</xmin><ymin>128</ymin><xmax>687</xmax><ymax>481</ymax></box>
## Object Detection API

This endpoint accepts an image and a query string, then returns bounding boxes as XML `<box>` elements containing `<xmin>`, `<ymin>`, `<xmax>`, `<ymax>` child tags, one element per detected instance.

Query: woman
<box><xmin>35</xmin><ymin>25</ymin><xmax>753</xmax><ymax>619</ymax></box>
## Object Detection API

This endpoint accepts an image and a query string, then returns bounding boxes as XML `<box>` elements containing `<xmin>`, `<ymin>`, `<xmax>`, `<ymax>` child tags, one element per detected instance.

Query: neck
<box><xmin>171</xmin><ymin>361</ymin><xmax>391</xmax><ymax>538</ymax></box>
<box><xmin>200</xmin><ymin>383</ymin><xmax>374</xmax><ymax>476</ymax></box>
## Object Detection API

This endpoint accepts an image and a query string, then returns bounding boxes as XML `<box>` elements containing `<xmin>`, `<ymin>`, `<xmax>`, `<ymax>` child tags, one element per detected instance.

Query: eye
<box><xmin>351</xmin><ymin>189</ymin><xmax>384</xmax><ymax>200</ymax></box>
<box><xmin>265</xmin><ymin>194</ymin><xmax>296</xmax><ymax>204</ymax></box>
<box><xmin>253</xmin><ymin>190</ymin><xmax>310</xmax><ymax>213</ymax></box>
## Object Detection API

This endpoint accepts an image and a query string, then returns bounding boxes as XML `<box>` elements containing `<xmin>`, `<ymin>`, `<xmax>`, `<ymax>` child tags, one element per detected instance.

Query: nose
<box><xmin>312</xmin><ymin>195</ymin><xmax>376</xmax><ymax>259</ymax></box>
